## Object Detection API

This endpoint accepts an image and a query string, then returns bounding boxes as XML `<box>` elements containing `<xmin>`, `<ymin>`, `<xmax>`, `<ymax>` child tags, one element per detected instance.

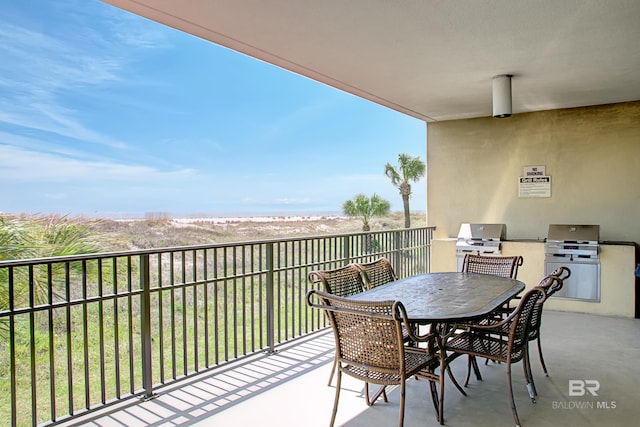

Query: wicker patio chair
<box><xmin>529</xmin><ymin>266</ymin><xmax>571</xmax><ymax>377</ymax></box>
<box><xmin>355</xmin><ymin>257</ymin><xmax>398</xmax><ymax>289</ymax></box>
<box><xmin>444</xmin><ymin>286</ymin><xmax>547</xmax><ymax>427</ymax></box>
<box><xmin>306</xmin><ymin>290</ymin><xmax>441</xmax><ymax>427</ymax></box>
<box><xmin>462</xmin><ymin>254</ymin><xmax>523</xmax><ymax>278</ymax></box>
<box><xmin>355</xmin><ymin>257</ymin><xmax>418</xmax><ymax>344</ymax></box>
<box><xmin>307</xmin><ymin>264</ymin><xmax>366</xmax><ymax>297</ymax></box>
<box><xmin>461</xmin><ymin>254</ymin><xmax>524</xmax><ymax>379</ymax></box>
<box><xmin>466</xmin><ymin>268</ymin><xmax>571</xmax><ymax>397</ymax></box>
<box><xmin>307</xmin><ymin>264</ymin><xmax>367</xmax><ymax>385</ymax></box>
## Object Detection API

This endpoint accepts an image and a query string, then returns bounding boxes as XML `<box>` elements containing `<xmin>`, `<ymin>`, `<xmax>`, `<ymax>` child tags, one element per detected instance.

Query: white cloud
<box><xmin>0</xmin><ymin>144</ymin><xmax>195</xmax><ymax>184</ymax></box>
<box><xmin>0</xmin><ymin>5</ymin><xmax>173</xmax><ymax>152</ymax></box>
<box><xmin>0</xmin><ymin>21</ymin><xmax>127</xmax><ymax>150</ymax></box>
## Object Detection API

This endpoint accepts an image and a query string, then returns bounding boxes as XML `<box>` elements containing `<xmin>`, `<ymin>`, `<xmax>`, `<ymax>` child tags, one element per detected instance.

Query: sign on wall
<box><xmin>523</xmin><ymin>166</ymin><xmax>546</xmax><ymax>176</ymax></box>
<box><xmin>519</xmin><ymin>166</ymin><xmax>551</xmax><ymax>197</ymax></box>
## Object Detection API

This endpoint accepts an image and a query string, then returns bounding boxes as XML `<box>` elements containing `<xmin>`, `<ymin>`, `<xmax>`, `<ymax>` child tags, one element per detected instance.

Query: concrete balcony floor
<box><xmin>59</xmin><ymin>310</ymin><xmax>639</xmax><ymax>427</ymax></box>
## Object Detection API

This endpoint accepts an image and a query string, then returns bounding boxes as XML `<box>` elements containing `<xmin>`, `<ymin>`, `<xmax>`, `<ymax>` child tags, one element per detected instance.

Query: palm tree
<box><xmin>384</xmin><ymin>153</ymin><xmax>426</xmax><ymax>229</ymax></box>
<box><xmin>342</xmin><ymin>193</ymin><xmax>391</xmax><ymax>232</ymax></box>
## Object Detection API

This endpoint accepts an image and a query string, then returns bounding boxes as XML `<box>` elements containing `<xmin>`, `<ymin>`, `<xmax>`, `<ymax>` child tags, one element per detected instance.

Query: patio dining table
<box><xmin>349</xmin><ymin>271</ymin><xmax>525</xmax><ymax>323</ymax></box>
<box><xmin>348</xmin><ymin>271</ymin><xmax>525</xmax><ymax>424</ymax></box>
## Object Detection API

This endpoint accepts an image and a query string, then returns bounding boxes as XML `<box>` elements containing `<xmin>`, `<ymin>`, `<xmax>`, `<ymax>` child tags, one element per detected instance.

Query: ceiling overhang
<box><xmin>102</xmin><ymin>0</ymin><xmax>640</xmax><ymax>122</ymax></box>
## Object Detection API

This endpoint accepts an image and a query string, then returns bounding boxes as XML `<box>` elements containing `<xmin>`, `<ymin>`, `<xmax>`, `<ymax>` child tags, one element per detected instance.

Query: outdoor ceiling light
<box><xmin>492</xmin><ymin>74</ymin><xmax>512</xmax><ymax>118</ymax></box>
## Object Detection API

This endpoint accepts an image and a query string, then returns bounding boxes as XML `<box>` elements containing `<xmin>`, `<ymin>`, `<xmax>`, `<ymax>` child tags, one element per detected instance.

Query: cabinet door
<box><xmin>545</xmin><ymin>260</ymin><xmax>600</xmax><ymax>302</ymax></box>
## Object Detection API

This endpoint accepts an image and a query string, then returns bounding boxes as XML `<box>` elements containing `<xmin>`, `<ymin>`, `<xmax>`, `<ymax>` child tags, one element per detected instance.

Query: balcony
<box><xmin>2</xmin><ymin>226</ymin><xmax>638</xmax><ymax>426</ymax></box>
<box><xmin>0</xmin><ymin>227</ymin><xmax>433</xmax><ymax>426</ymax></box>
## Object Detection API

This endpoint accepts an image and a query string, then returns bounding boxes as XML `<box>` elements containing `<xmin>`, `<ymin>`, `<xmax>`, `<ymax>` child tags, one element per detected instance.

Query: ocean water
<box><xmin>74</xmin><ymin>211</ymin><xmax>343</xmax><ymax>220</ymax></box>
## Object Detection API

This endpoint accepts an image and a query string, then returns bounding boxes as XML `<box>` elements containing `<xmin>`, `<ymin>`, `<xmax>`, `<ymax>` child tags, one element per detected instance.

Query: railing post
<box><xmin>140</xmin><ymin>254</ymin><xmax>154</xmax><ymax>398</ymax></box>
<box><xmin>343</xmin><ymin>235</ymin><xmax>351</xmax><ymax>263</ymax></box>
<box><xmin>266</xmin><ymin>242</ymin><xmax>276</xmax><ymax>353</ymax></box>
<box><xmin>8</xmin><ymin>268</ymin><xmax>17</xmax><ymax>427</ymax></box>
<box><xmin>394</xmin><ymin>230</ymin><xmax>402</xmax><ymax>277</ymax></box>
<box><xmin>427</xmin><ymin>227</ymin><xmax>434</xmax><ymax>273</ymax></box>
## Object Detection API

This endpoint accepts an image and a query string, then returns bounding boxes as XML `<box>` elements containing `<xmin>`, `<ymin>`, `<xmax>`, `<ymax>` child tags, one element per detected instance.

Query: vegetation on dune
<box><xmin>0</xmin><ymin>215</ymin><xmax>103</xmax><ymax>338</ymax></box>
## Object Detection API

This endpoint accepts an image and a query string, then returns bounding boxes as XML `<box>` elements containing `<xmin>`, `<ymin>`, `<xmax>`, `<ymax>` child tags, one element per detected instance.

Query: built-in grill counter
<box><xmin>544</xmin><ymin>224</ymin><xmax>600</xmax><ymax>302</ymax></box>
<box><xmin>430</xmin><ymin>224</ymin><xmax>636</xmax><ymax>318</ymax></box>
<box><xmin>455</xmin><ymin>223</ymin><xmax>506</xmax><ymax>271</ymax></box>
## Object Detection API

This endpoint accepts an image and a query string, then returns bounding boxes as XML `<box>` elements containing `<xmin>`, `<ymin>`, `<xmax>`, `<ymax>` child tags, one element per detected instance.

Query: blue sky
<box><xmin>0</xmin><ymin>0</ymin><xmax>426</xmax><ymax>217</ymax></box>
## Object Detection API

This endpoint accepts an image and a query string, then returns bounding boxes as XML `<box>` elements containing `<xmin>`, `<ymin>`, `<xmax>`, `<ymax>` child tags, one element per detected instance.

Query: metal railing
<box><xmin>0</xmin><ymin>227</ymin><xmax>434</xmax><ymax>426</ymax></box>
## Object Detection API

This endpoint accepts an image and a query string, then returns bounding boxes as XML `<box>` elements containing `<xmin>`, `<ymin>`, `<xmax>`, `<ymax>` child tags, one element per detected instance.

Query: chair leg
<box><xmin>398</xmin><ymin>381</ymin><xmax>406</xmax><ymax>427</ymax></box>
<box><xmin>537</xmin><ymin>337</ymin><xmax>549</xmax><ymax>376</ymax></box>
<box><xmin>506</xmin><ymin>361</ymin><xmax>522</xmax><ymax>427</ymax></box>
<box><xmin>330</xmin><ymin>369</ymin><xmax>342</xmax><ymax>427</ymax></box>
<box><xmin>438</xmin><ymin>359</ymin><xmax>446</xmax><ymax>425</ymax></box>
<box><xmin>447</xmin><ymin>366</ymin><xmax>467</xmax><ymax>396</ymax></box>
<box><xmin>464</xmin><ymin>355</ymin><xmax>482</xmax><ymax>387</ymax></box>
<box><xmin>523</xmin><ymin>346</ymin><xmax>537</xmax><ymax>402</ymax></box>
<box><xmin>428</xmin><ymin>378</ymin><xmax>440</xmax><ymax>419</ymax></box>
<box><xmin>464</xmin><ymin>357</ymin><xmax>472</xmax><ymax>387</ymax></box>
<box><xmin>416</xmin><ymin>367</ymin><xmax>441</xmax><ymax>422</ymax></box>
<box><xmin>471</xmin><ymin>355</ymin><xmax>483</xmax><ymax>380</ymax></box>
<box><xmin>366</xmin><ymin>382</ymin><xmax>388</xmax><ymax>406</ymax></box>
<box><xmin>364</xmin><ymin>382</ymin><xmax>370</xmax><ymax>405</ymax></box>
<box><xmin>328</xmin><ymin>356</ymin><xmax>337</xmax><ymax>386</ymax></box>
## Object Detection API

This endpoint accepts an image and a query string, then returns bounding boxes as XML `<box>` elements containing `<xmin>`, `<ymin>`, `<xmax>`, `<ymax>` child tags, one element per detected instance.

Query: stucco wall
<box><xmin>426</xmin><ymin>101</ymin><xmax>640</xmax><ymax>244</ymax></box>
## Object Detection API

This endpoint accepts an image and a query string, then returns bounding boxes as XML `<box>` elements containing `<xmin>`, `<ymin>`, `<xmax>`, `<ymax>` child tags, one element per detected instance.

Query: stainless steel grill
<box><xmin>544</xmin><ymin>224</ymin><xmax>600</xmax><ymax>301</ymax></box>
<box><xmin>455</xmin><ymin>223</ymin><xmax>506</xmax><ymax>271</ymax></box>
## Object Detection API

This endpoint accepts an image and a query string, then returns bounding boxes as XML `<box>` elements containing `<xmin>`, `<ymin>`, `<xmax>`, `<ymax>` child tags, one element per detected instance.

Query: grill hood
<box><xmin>457</xmin><ymin>224</ymin><xmax>506</xmax><ymax>241</ymax></box>
<box><xmin>546</xmin><ymin>224</ymin><xmax>599</xmax><ymax>243</ymax></box>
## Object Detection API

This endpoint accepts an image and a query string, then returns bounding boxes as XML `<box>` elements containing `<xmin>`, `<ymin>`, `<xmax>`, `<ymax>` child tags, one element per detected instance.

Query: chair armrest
<box><xmin>404</xmin><ymin>326</ymin><xmax>438</xmax><ymax>344</ymax></box>
<box><xmin>453</xmin><ymin>309</ymin><xmax>517</xmax><ymax>333</ymax></box>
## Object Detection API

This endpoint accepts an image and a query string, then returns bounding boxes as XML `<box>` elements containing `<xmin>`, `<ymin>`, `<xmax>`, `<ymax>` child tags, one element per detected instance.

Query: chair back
<box><xmin>307</xmin><ymin>264</ymin><xmax>366</xmax><ymax>297</ymax></box>
<box><xmin>546</xmin><ymin>266</ymin><xmax>571</xmax><ymax>296</ymax></box>
<box><xmin>549</xmin><ymin>266</ymin><xmax>571</xmax><ymax>281</ymax></box>
<box><xmin>355</xmin><ymin>257</ymin><xmax>398</xmax><ymax>289</ymax></box>
<box><xmin>462</xmin><ymin>254</ymin><xmax>523</xmax><ymax>279</ymax></box>
<box><xmin>505</xmin><ymin>287</ymin><xmax>547</xmax><ymax>361</ymax></box>
<box><xmin>527</xmin><ymin>278</ymin><xmax>558</xmax><ymax>339</ymax></box>
<box><xmin>306</xmin><ymin>290</ymin><xmax>406</xmax><ymax>372</ymax></box>
<box><xmin>522</xmin><ymin>269</ymin><xmax>570</xmax><ymax>343</ymax></box>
